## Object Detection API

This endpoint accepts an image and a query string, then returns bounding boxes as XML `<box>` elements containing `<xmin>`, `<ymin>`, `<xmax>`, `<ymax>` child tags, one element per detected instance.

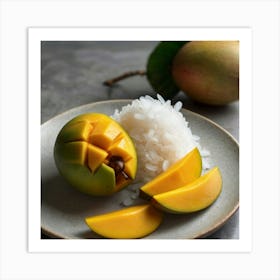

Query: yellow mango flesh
<box><xmin>152</xmin><ymin>167</ymin><xmax>222</xmax><ymax>213</ymax></box>
<box><xmin>54</xmin><ymin>113</ymin><xmax>137</xmax><ymax>196</ymax></box>
<box><xmin>85</xmin><ymin>204</ymin><xmax>163</xmax><ymax>238</ymax></box>
<box><xmin>89</xmin><ymin>121</ymin><xmax>122</xmax><ymax>150</ymax></box>
<box><xmin>108</xmin><ymin>137</ymin><xmax>133</xmax><ymax>161</ymax></box>
<box><xmin>140</xmin><ymin>147</ymin><xmax>202</xmax><ymax>198</ymax></box>
<box><xmin>87</xmin><ymin>144</ymin><xmax>108</xmax><ymax>173</ymax></box>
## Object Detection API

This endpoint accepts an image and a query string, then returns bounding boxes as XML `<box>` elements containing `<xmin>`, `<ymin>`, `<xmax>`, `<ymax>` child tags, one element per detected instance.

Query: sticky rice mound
<box><xmin>112</xmin><ymin>95</ymin><xmax>207</xmax><ymax>183</ymax></box>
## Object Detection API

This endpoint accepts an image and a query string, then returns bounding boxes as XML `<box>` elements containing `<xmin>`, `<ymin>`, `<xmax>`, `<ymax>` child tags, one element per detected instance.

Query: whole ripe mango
<box><xmin>54</xmin><ymin>113</ymin><xmax>137</xmax><ymax>196</ymax></box>
<box><xmin>146</xmin><ymin>41</ymin><xmax>239</xmax><ymax>105</ymax></box>
<box><xmin>171</xmin><ymin>41</ymin><xmax>239</xmax><ymax>105</ymax></box>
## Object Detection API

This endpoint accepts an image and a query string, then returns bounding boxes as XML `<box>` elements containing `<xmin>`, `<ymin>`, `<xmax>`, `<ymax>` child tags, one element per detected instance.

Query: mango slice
<box><xmin>151</xmin><ymin>167</ymin><xmax>222</xmax><ymax>213</ymax></box>
<box><xmin>54</xmin><ymin>113</ymin><xmax>137</xmax><ymax>196</ymax></box>
<box><xmin>140</xmin><ymin>147</ymin><xmax>202</xmax><ymax>198</ymax></box>
<box><xmin>85</xmin><ymin>204</ymin><xmax>163</xmax><ymax>238</ymax></box>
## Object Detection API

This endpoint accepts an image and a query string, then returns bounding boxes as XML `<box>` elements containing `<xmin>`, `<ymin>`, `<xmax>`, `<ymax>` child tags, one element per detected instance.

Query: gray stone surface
<box><xmin>41</xmin><ymin>41</ymin><xmax>239</xmax><ymax>239</ymax></box>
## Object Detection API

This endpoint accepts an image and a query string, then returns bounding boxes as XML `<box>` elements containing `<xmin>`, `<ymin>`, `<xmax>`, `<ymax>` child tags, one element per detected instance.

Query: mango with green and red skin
<box><xmin>54</xmin><ymin>113</ymin><xmax>137</xmax><ymax>196</ymax></box>
<box><xmin>172</xmin><ymin>41</ymin><xmax>239</xmax><ymax>105</ymax></box>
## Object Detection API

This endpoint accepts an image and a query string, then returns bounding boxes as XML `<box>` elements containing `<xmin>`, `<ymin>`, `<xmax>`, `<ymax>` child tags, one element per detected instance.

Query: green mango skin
<box><xmin>172</xmin><ymin>41</ymin><xmax>239</xmax><ymax>105</ymax></box>
<box><xmin>56</xmin><ymin>161</ymin><xmax>116</xmax><ymax>196</ymax></box>
<box><xmin>54</xmin><ymin>141</ymin><xmax>117</xmax><ymax>196</ymax></box>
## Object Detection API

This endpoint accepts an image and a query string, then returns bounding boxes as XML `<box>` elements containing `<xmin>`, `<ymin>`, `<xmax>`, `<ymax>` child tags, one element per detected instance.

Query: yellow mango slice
<box><xmin>87</xmin><ymin>144</ymin><xmax>108</xmax><ymax>173</ymax></box>
<box><xmin>140</xmin><ymin>147</ymin><xmax>202</xmax><ymax>198</ymax></box>
<box><xmin>152</xmin><ymin>167</ymin><xmax>222</xmax><ymax>213</ymax></box>
<box><xmin>54</xmin><ymin>113</ymin><xmax>137</xmax><ymax>196</ymax></box>
<box><xmin>85</xmin><ymin>204</ymin><xmax>163</xmax><ymax>239</ymax></box>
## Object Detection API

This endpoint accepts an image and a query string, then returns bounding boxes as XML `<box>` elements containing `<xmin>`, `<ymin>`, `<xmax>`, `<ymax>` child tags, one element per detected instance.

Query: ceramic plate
<box><xmin>41</xmin><ymin>100</ymin><xmax>239</xmax><ymax>239</ymax></box>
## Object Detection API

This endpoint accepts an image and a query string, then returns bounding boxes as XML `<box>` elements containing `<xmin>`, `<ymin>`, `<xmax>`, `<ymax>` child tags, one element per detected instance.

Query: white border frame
<box><xmin>28</xmin><ymin>27</ymin><xmax>252</xmax><ymax>253</ymax></box>
<box><xmin>1</xmin><ymin>1</ymin><xmax>279</xmax><ymax>279</ymax></box>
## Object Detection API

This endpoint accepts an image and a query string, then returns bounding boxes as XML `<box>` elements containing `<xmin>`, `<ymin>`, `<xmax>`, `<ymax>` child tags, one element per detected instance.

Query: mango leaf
<box><xmin>146</xmin><ymin>41</ymin><xmax>188</xmax><ymax>99</ymax></box>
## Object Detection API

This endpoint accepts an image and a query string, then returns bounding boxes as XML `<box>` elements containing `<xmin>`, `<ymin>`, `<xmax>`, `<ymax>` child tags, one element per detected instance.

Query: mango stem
<box><xmin>103</xmin><ymin>70</ymin><xmax>146</xmax><ymax>86</ymax></box>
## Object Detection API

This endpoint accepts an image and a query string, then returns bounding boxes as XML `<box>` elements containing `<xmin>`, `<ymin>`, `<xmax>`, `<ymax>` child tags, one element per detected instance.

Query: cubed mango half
<box><xmin>54</xmin><ymin>113</ymin><xmax>137</xmax><ymax>196</ymax></box>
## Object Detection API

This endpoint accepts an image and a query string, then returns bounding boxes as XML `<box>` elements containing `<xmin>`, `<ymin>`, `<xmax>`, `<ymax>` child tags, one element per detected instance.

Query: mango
<box><xmin>172</xmin><ymin>41</ymin><xmax>239</xmax><ymax>105</ymax></box>
<box><xmin>54</xmin><ymin>113</ymin><xmax>137</xmax><ymax>196</ymax></box>
<box><xmin>85</xmin><ymin>204</ymin><xmax>163</xmax><ymax>238</ymax></box>
<box><xmin>140</xmin><ymin>147</ymin><xmax>202</xmax><ymax>198</ymax></box>
<box><xmin>151</xmin><ymin>167</ymin><xmax>222</xmax><ymax>213</ymax></box>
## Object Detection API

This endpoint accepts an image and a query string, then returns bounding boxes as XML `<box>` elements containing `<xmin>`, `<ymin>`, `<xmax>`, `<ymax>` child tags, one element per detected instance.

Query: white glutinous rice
<box><xmin>111</xmin><ymin>94</ymin><xmax>210</xmax><ymax>183</ymax></box>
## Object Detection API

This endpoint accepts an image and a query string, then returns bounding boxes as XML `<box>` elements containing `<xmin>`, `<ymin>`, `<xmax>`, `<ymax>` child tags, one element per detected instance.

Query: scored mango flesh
<box><xmin>54</xmin><ymin>113</ymin><xmax>137</xmax><ymax>196</ymax></box>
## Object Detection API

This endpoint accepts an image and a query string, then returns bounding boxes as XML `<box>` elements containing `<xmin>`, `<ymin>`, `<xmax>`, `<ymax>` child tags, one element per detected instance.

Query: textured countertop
<box><xmin>41</xmin><ymin>41</ymin><xmax>239</xmax><ymax>239</ymax></box>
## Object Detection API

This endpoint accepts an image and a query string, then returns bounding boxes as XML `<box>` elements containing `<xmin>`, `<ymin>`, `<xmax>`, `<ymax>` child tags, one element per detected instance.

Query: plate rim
<box><xmin>41</xmin><ymin>99</ymin><xmax>239</xmax><ymax>239</ymax></box>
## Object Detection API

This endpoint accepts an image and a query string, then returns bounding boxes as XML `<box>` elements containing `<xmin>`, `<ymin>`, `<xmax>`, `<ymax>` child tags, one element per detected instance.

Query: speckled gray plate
<box><xmin>41</xmin><ymin>100</ymin><xmax>239</xmax><ymax>239</ymax></box>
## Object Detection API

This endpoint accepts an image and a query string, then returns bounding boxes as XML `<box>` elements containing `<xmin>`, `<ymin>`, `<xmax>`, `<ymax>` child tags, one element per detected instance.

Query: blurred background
<box><xmin>41</xmin><ymin>41</ymin><xmax>239</xmax><ymax>239</ymax></box>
